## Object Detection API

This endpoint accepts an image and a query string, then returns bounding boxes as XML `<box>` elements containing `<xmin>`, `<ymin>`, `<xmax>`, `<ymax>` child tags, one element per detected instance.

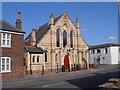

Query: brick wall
<box><xmin>2</xmin><ymin>33</ymin><xmax>24</xmax><ymax>80</ymax></box>
<box><xmin>27</xmin><ymin>69</ymin><xmax>58</xmax><ymax>76</ymax></box>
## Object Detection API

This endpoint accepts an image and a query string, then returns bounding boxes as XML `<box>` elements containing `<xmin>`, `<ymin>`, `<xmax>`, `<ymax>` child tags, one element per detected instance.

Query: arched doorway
<box><xmin>64</xmin><ymin>55</ymin><xmax>70</xmax><ymax>71</ymax></box>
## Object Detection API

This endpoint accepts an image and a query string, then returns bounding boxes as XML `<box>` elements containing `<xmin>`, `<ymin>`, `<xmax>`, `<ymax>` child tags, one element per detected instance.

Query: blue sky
<box><xmin>2</xmin><ymin>2</ymin><xmax>118</xmax><ymax>46</ymax></box>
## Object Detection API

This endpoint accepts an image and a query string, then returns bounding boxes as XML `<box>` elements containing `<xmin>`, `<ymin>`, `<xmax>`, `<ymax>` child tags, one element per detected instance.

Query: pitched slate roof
<box><xmin>36</xmin><ymin>22</ymin><xmax>50</xmax><ymax>43</ymax></box>
<box><xmin>24</xmin><ymin>46</ymin><xmax>44</xmax><ymax>53</ymax></box>
<box><xmin>89</xmin><ymin>43</ymin><xmax>120</xmax><ymax>49</ymax></box>
<box><xmin>0</xmin><ymin>20</ymin><xmax>25</xmax><ymax>33</ymax></box>
<box><xmin>25</xmin><ymin>15</ymin><xmax>62</xmax><ymax>45</ymax></box>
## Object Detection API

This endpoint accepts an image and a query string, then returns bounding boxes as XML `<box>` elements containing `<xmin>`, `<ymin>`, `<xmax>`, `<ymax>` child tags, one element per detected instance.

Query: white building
<box><xmin>89</xmin><ymin>43</ymin><xmax>120</xmax><ymax>65</ymax></box>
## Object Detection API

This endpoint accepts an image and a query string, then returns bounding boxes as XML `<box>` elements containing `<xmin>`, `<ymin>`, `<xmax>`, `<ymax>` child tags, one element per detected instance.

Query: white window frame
<box><xmin>1</xmin><ymin>33</ymin><xmax>11</xmax><ymax>48</ymax></box>
<box><xmin>91</xmin><ymin>50</ymin><xmax>95</xmax><ymax>54</ymax></box>
<box><xmin>37</xmin><ymin>56</ymin><xmax>40</xmax><ymax>63</ymax></box>
<box><xmin>105</xmin><ymin>48</ymin><xmax>108</xmax><ymax>54</ymax></box>
<box><xmin>1</xmin><ymin>57</ymin><xmax>11</xmax><ymax>73</ymax></box>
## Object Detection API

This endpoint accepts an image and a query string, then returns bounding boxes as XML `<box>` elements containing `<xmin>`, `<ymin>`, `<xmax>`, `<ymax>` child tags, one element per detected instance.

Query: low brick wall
<box><xmin>26</xmin><ymin>68</ymin><xmax>62</xmax><ymax>76</ymax></box>
<box><xmin>25</xmin><ymin>67</ymin><xmax>87</xmax><ymax>77</ymax></box>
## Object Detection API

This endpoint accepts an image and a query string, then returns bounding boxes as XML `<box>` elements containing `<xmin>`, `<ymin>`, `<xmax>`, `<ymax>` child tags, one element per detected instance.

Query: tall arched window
<box><xmin>56</xmin><ymin>30</ymin><xmax>60</xmax><ymax>47</ymax></box>
<box><xmin>45</xmin><ymin>51</ymin><xmax>47</xmax><ymax>62</ymax></box>
<box><xmin>70</xmin><ymin>31</ymin><xmax>73</xmax><ymax>48</ymax></box>
<box><xmin>81</xmin><ymin>51</ymin><xmax>84</xmax><ymax>60</ymax></box>
<box><xmin>63</xmin><ymin>30</ymin><xmax>67</xmax><ymax>47</ymax></box>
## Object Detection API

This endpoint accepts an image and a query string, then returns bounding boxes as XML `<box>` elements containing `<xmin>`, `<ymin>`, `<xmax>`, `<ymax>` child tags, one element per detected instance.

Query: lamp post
<box><xmin>59</xmin><ymin>48</ymin><xmax>61</xmax><ymax>72</ymax></box>
<box><xmin>56</xmin><ymin>62</ymin><xmax>58</xmax><ymax>73</ymax></box>
<box><xmin>42</xmin><ymin>65</ymin><xmax>44</xmax><ymax>75</ymax></box>
<box><xmin>55</xmin><ymin>54</ymin><xmax>59</xmax><ymax>73</ymax></box>
<box><xmin>72</xmin><ymin>48</ymin><xmax>75</xmax><ymax>71</ymax></box>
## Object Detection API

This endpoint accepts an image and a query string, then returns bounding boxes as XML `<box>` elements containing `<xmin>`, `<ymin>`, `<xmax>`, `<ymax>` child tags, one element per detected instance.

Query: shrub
<box><xmin>62</xmin><ymin>65</ymin><xmax>65</xmax><ymax>72</ymax></box>
<box><xmin>76</xmin><ymin>64</ymin><xmax>80</xmax><ymax>70</ymax></box>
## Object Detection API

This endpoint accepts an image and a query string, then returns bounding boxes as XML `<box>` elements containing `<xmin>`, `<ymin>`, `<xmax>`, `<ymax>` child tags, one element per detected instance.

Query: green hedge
<box><xmin>62</xmin><ymin>65</ymin><xmax>65</xmax><ymax>72</ymax></box>
<box><xmin>76</xmin><ymin>64</ymin><xmax>80</xmax><ymax>70</ymax></box>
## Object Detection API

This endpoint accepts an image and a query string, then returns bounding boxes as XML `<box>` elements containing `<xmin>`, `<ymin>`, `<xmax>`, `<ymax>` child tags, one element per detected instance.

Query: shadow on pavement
<box><xmin>66</xmin><ymin>71</ymin><xmax>120</xmax><ymax>89</ymax></box>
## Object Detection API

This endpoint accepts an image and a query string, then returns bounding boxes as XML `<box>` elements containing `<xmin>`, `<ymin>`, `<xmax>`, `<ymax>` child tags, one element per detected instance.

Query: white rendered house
<box><xmin>89</xmin><ymin>43</ymin><xmax>120</xmax><ymax>65</ymax></box>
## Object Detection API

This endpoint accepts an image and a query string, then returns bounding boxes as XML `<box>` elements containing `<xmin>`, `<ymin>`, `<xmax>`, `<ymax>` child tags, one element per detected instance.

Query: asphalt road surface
<box><xmin>2</xmin><ymin>65</ymin><xmax>120</xmax><ymax>89</ymax></box>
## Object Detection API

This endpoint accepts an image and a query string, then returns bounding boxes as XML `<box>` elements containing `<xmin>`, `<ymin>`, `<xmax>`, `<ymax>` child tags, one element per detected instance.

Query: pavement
<box><xmin>2</xmin><ymin>64</ymin><xmax>119</xmax><ymax>83</ymax></box>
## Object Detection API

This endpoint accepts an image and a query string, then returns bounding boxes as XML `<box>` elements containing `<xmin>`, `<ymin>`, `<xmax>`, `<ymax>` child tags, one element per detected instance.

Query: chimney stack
<box><xmin>31</xmin><ymin>29</ymin><xmax>36</xmax><ymax>46</ymax></box>
<box><xmin>16</xmin><ymin>12</ymin><xmax>22</xmax><ymax>30</ymax></box>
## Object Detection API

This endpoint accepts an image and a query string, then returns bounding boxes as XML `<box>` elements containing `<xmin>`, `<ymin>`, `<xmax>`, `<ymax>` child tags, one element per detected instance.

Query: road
<box><xmin>2</xmin><ymin>65</ymin><xmax>120</xmax><ymax>89</ymax></box>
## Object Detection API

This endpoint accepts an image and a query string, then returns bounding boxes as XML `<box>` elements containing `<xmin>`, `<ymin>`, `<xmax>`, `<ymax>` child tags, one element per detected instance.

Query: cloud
<box><xmin>80</xmin><ymin>28</ymin><xmax>88</xmax><ymax>32</ymax></box>
<box><xmin>107</xmin><ymin>36</ymin><xmax>117</xmax><ymax>41</ymax></box>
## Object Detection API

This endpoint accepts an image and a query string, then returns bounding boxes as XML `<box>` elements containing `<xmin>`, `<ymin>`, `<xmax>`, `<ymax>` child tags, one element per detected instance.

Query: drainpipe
<box><xmin>30</xmin><ymin>53</ymin><xmax>32</xmax><ymax>75</ymax></box>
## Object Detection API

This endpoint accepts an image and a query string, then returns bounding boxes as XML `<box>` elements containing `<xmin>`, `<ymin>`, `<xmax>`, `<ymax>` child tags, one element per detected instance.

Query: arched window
<box><xmin>33</xmin><ymin>56</ymin><xmax>35</xmax><ymax>63</ymax></box>
<box><xmin>70</xmin><ymin>31</ymin><xmax>73</xmax><ymax>48</ymax></box>
<box><xmin>45</xmin><ymin>51</ymin><xmax>47</xmax><ymax>62</ymax></box>
<box><xmin>37</xmin><ymin>56</ymin><xmax>39</xmax><ymax>63</ymax></box>
<box><xmin>81</xmin><ymin>51</ymin><xmax>84</xmax><ymax>60</ymax></box>
<box><xmin>56</xmin><ymin>30</ymin><xmax>60</xmax><ymax>47</ymax></box>
<box><xmin>63</xmin><ymin>30</ymin><xmax>67</xmax><ymax>47</ymax></box>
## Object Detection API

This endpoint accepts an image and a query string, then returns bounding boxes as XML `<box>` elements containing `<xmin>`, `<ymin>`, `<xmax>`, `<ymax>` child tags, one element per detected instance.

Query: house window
<box><xmin>91</xmin><ymin>50</ymin><xmax>95</xmax><ymax>54</ymax></box>
<box><xmin>119</xmin><ymin>48</ymin><xmax>120</xmax><ymax>53</ymax></box>
<box><xmin>1</xmin><ymin>33</ymin><xmax>11</xmax><ymax>47</ymax></box>
<box><xmin>56</xmin><ymin>30</ymin><xmax>60</xmax><ymax>47</ymax></box>
<box><xmin>1</xmin><ymin>57</ymin><xmax>11</xmax><ymax>72</ymax></box>
<box><xmin>70</xmin><ymin>31</ymin><xmax>73</xmax><ymax>48</ymax></box>
<box><xmin>103</xmin><ymin>57</ymin><xmax>105</xmax><ymax>60</ymax></box>
<box><xmin>33</xmin><ymin>56</ymin><xmax>35</xmax><ymax>63</ymax></box>
<box><xmin>105</xmin><ymin>48</ymin><xmax>108</xmax><ymax>54</ymax></box>
<box><xmin>63</xmin><ymin>30</ymin><xmax>67</xmax><ymax>47</ymax></box>
<box><xmin>37</xmin><ymin>56</ymin><xmax>39</xmax><ymax>63</ymax></box>
<box><xmin>97</xmin><ymin>49</ymin><xmax>101</xmax><ymax>53</ymax></box>
<box><xmin>45</xmin><ymin>51</ymin><xmax>47</xmax><ymax>62</ymax></box>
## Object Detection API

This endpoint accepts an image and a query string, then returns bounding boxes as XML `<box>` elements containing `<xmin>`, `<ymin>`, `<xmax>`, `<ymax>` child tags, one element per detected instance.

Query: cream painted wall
<box><xmin>26</xmin><ymin>52</ymin><xmax>45</xmax><ymax>70</ymax></box>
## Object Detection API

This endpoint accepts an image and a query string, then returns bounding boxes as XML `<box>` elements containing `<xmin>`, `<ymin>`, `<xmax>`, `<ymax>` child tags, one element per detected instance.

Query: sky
<box><xmin>1</xmin><ymin>2</ymin><xmax>118</xmax><ymax>46</ymax></box>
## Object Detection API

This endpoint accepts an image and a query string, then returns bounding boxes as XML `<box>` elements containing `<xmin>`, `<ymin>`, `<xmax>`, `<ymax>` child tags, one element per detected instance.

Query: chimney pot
<box><xmin>17</xmin><ymin>12</ymin><xmax>21</xmax><ymax>19</ymax></box>
<box><xmin>50</xmin><ymin>13</ymin><xmax>54</xmax><ymax>18</ymax></box>
<box><xmin>32</xmin><ymin>28</ymin><xmax>35</xmax><ymax>31</ymax></box>
<box><xmin>18</xmin><ymin>12</ymin><xmax>21</xmax><ymax>14</ymax></box>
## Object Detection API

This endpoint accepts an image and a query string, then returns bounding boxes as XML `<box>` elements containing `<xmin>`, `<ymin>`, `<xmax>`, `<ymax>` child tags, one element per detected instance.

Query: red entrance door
<box><xmin>64</xmin><ymin>55</ymin><xmax>70</xmax><ymax>70</ymax></box>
